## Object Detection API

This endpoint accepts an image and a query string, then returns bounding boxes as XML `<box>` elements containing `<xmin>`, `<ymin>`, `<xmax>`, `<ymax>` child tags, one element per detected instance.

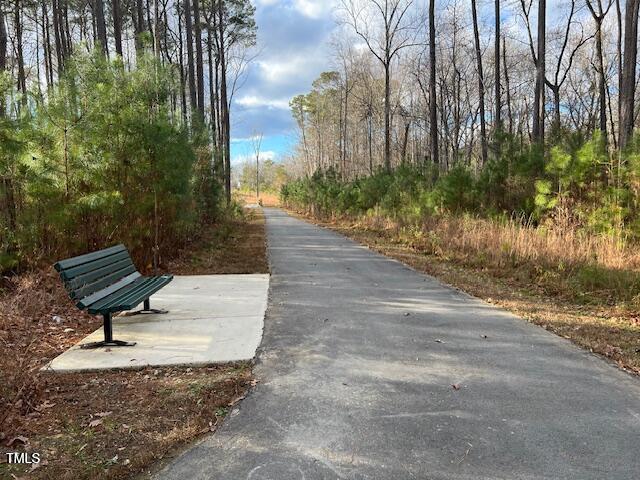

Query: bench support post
<box><xmin>80</xmin><ymin>312</ymin><xmax>137</xmax><ymax>349</ymax></box>
<box><xmin>127</xmin><ymin>298</ymin><xmax>168</xmax><ymax>315</ymax></box>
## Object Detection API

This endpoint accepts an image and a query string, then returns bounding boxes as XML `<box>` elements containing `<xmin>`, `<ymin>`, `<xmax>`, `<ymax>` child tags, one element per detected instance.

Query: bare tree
<box><xmin>428</xmin><ymin>0</ymin><xmax>438</xmax><ymax>167</ymax></box>
<box><xmin>184</xmin><ymin>0</ymin><xmax>197</xmax><ymax>112</ymax></box>
<box><xmin>252</xmin><ymin>133</ymin><xmax>264</xmax><ymax>201</ymax></box>
<box><xmin>586</xmin><ymin>0</ymin><xmax>613</xmax><ymax>139</ymax></box>
<box><xmin>0</xmin><ymin>6</ymin><xmax>6</xmax><ymax>77</ymax></box>
<box><xmin>494</xmin><ymin>0</ymin><xmax>501</xmax><ymax>133</ymax></box>
<box><xmin>471</xmin><ymin>0</ymin><xmax>487</xmax><ymax>165</ymax></box>
<box><xmin>534</xmin><ymin>0</ymin><xmax>546</xmax><ymax>144</ymax></box>
<box><xmin>544</xmin><ymin>0</ymin><xmax>592</xmax><ymax>134</ymax></box>
<box><xmin>193</xmin><ymin>0</ymin><xmax>205</xmax><ymax>117</ymax></box>
<box><xmin>340</xmin><ymin>0</ymin><xmax>419</xmax><ymax>172</ymax></box>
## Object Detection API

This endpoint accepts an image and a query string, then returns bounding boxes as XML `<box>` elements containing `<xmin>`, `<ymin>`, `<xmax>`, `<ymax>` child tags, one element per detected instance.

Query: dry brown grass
<box><xmin>234</xmin><ymin>190</ymin><xmax>281</xmax><ymax>208</ymax></box>
<box><xmin>290</xmin><ymin>208</ymin><xmax>640</xmax><ymax>375</ymax></box>
<box><xmin>414</xmin><ymin>214</ymin><xmax>640</xmax><ymax>271</ymax></box>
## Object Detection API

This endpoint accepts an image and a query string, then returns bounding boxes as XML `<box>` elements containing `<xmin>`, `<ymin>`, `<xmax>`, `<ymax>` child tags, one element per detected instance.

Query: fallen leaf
<box><xmin>228</xmin><ymin>394</ymin><xmax>246</xmax><ymax>406</ymax></box>
<box><xmin>93</xmin><ymin>411</ymin><xmax>112</xmax><ymax>418</ymax></box>
<box><xmin>6</xmin><ymin>436</ymin><xmax>28</xmax><ymax>447</ymax></box>
<box><xmin>603</xmin><ymin>344</ymin><xmax>623</xmax><ymax>357</ymax></box>
<box><xmin>37</xmin><ymin>401</ymin><xmax>56</xmax><ymax>410</ymax></box>
<box><xmin>88</xmin><ymin>419</ymin><xmax>103</xmax><ymax>428</ymax></box>
<box><xmin>29</xmin><ymin>459</ymin><xmax>48</xmax><ymax>472</ymax></box>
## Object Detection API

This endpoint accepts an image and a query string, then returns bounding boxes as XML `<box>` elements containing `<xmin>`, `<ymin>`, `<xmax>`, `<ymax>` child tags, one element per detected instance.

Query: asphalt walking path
<box><xmin>154</xmin><ymin>208</ymin><xmax>640</xmax><ymax>480</ymax></box>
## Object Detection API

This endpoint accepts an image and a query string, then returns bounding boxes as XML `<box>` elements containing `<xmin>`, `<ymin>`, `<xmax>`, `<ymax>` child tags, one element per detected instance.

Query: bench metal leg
<box><xmin>80</xmin><ymin>312</ymin><xmax>136</xmax><ymax>349</ymax></box>
<box><xmin>127</xmin><ymin>298</ymin><xmax>168</xmax><ymax>315</ymax></box>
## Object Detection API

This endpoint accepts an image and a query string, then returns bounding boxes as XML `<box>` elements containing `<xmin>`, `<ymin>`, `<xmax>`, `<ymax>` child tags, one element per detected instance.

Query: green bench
<box><xmin>54</xmin><ymin>244</ymin><xmax>173</xmax><ymax>349</ymax></box>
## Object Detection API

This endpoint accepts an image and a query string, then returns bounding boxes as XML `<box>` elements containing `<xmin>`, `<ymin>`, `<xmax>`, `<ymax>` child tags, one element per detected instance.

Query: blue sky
<box><xmin>230</xmin><ymin>0</ymin><xmax>338</xmax><ymax>165</ymax></box>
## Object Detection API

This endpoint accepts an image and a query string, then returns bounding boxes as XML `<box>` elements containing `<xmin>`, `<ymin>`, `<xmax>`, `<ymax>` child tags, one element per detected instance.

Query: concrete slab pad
<box><xmin>44</xmin><ymin>274</ymin><xmax>269</xmax><ymax>373</ymax></box>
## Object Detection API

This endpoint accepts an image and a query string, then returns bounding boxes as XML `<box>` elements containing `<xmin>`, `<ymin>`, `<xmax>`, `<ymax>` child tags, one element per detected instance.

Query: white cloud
<box><xmin>235</xmin><ymin>95</ymin><xmax>291</xmax><ymax>110</ymax></box>
<box><xmin>253</xmin><ymin>0</ymin><xmax>335</xmax><ymax>19</ymax></box>
<box><xmin>231</xmin><ymin>135</ymin><xmax>265</xmax><ymax>143</ymax></box>
<box><xmin>232</xmin><ymin>150</ymin><xmax>277</xmax><ymax>165</ymax></box>
<box><xmin>256</xmin><ymin>56</ymin><xmax>307</xmax><ymax>83</ymax></box>
<box><xmin>292</xmin><ymin>0</ymin><xmax>330</xmax><ymax>19</ymax></box>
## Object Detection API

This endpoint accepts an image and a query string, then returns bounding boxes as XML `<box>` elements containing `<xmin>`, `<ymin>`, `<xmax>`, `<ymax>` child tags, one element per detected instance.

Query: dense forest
<box><xmin>0</xmin><ymin>0</ymin><xmax>256</xmax><ymax>271</ymax></box>
<box><xmin>282</xmin><ymin>0</ymin><xmax>640</xmax><ymax>242</ymax></box>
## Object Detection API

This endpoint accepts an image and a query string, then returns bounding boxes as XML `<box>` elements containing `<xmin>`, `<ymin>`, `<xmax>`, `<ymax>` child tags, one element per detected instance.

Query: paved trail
<box><xmin>155</xmin><ymin>208</ymin><xmax>640</xmax><ymax>480</ymax></box>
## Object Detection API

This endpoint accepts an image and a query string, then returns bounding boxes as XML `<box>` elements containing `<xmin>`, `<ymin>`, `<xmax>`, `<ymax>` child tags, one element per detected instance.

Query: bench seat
<box><xmin>54</xmin><ymin>244</ymin><xmax>173</xmax><ymax>348</ymax></box>
<box><xmin>83</xmin><ymin>274</ymin><xmax>173</xmax><ymax>314</ymax></box>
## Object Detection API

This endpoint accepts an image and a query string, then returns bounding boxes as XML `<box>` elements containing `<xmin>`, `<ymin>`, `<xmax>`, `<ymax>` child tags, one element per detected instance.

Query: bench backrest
<box><xmin>54</xmin><ymin>244</ymin><xmax>141</xmax><ymax>310</ymax></box>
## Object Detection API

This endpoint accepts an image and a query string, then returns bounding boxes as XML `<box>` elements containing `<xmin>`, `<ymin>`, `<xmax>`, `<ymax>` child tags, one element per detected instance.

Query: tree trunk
<box><xmin>193</xmin><ymin>0</ymin><xmax>205</xmax><ymax>117</ymax></box>
<box><xmin>552</xmin><ymin>86</ymin><xmax>560</xmax><ymax>133</ymax></box>
<box><xmin>0</xmin><ymin>10</ymin><xmax>16</xmax><ymax>232</ymax></box>
<box><xmin>52</xmin><ymin>0</ymin><xmax>65</xmax><ymax>72</ymax></box>
<box><xmin>342</xmin><ymin>68</ymin><xmax>349</xmax><ymax>177</ymax></box>
<box><xmin>587</xmin><ymin>0</ymin><xmax>609</xmax><ymax>139</ymax></box>
<box><xmin>0</xmin><ymin>8</ymin><xmax>6</xmax><ymax>75</ymax></box>
<box><xmin>218</xmin><ymin>0</ymin><xmax>231</xmax><ymax>204</ymax></box>
<box><xmin>63</xmin><ymin>1</ymin><xmax>72</xmax><ymax>55</ymax></box>
<box><xmin>207</xmin><ymin>23</ymin><xmax>217</xmax><ymax>148</ymax></box>
<box><xmin>113</xmin><ymin>0</ymin><xmax>123</xmax><ymax>56</ymax></box>
<box><xmin>428</xmin><ymin>0</ymin><xmax>439</xmax><ymax>169</ymax></box>
<box><xmin>177</xmin><ymin>2</ymin><xmax>188</xmax><ymax>124</ymax></box>
<box><xmin>401</xmin><ymin>120</ymin><xmax>410</xmax><ymax>162</ymax></box>
<box><xmin>14</xmin><ymin>0</ymin><xmax>27</xmax><ymax>109</ymax></box>
<box><xmin>42</xmin><ymin>1</ymin><xmax>54</xmax><ymax>87</ymax></box>
<box><xmin>494</xmin><ymin>0</ymin><xmax>501</xmax><ymax>132</ymax></box>
<box><xmin>596</xmin><ymin>19</ymin><xmax>606</xmax><ymax>136</ymax></box>
<box><xmin>184</xmin><ymin>0</ymin><xmax>197</xmax><ymax>113</ymax></box>
<box><xmin>153</xmin><ymin>0</ymin><xmax>161</xmax><ymax>58</ymax></box>
<box><xmin>94</xmin><ymin>0</ymin><xmax>108</xmax><ymax>56</ymax></box>
<box><xmin>619</xmin><ymin>0</ymin><xmax>639</xmax><ymax>150</ymax></box>
<box><xmin>471</xmin><ymin>0</ymin><xmax>488</xmax><ymax>166</ymax></box>
<box><xmin>368</xmin><ymin>110</ymin><xmax>373</xmax><ymax>173</ymax></box>
<box><xmin>383</xmin><ymin>61</ymin><xmax>391</xmax><ymax>171</ymax></box>
<box><xmin>532</xmin><ymin>0</ymin><xmax>546</xmax><ymax>147</ymax></box>
<box><xmin>503</xmin><ymin>36</ymin><xmax>513</xmax><ymax>134</ymax></box>
<box><xmin>616</xmin><ymin>0</ymin><xmax>622</xmax><ymax>117</ymax></box>
<box><xmin>134</xmin><ymin>0</ymin><xmax>145</xmax><ymax>53</ymax></box>
<box><xmin>34</xmin><ymin>3</ymin><xmax>43</xmax><ymax>98</ymax></box>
